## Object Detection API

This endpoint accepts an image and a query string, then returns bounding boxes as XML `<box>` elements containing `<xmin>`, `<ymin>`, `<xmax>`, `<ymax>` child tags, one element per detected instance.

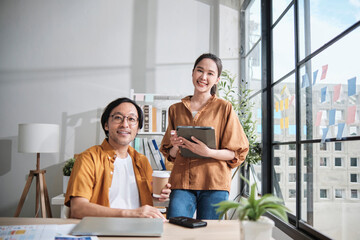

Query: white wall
<box><xmin>0</xmin><ymin>0</ymin><xmax>241</xmax><ymax>217</ymax></box>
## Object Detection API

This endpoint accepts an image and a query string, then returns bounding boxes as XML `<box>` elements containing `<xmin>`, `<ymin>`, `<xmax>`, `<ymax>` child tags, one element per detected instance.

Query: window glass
<box><xmin>267</xmin><ymin>0</ymin><xmax>360</xmax><ymax>238</ymax></box>
<box><xmin>334</xmin><ymin>142</ymin><xmax>342</xmax><ymax>151</ymax></box>
<box><xmin>275</xmin><ymin>173</ymin><xmax>281</xmax><ymax>182</ymax></box>
<box><xmin>299</xmin><ymin>30</ymin><xmax>360</xmax><ymax>141</ymax></box>
<box><xmin>289</xmin><ymin>144</ymin><xmax>296</xmax><ymax>150</ymax></box>
<box><xmin>274</xmin><ymin>157</ymin><xmax>281</xmax><ymax>166</ymax></box>
<box><xmin>288</xmin><ymin>157</ymin><xmax>296</xmax><ymax>166</ymax></box>
<box><xmin>289</xmin><ymin>173</ymin><xmax>296</xmax><ymax>182</ymax></box>
<box><xmin>289</xmin><ymin>189</ymin><xmax>296</xmax><ymax>198</ymax></box>
<box><xmin>273</xmin><ymin>74</ymin><xmax>296</xmax><ymax>142</ymax></box>
<box><xmin>350</xmin><ymin>157</ymin><xmax>358</xmax><ymax>167</ymax></box>
<box><xmin>245</xmin><ymin>0</ymin><xmax>261</xmax><ymax>53</ymax></box>
<box><xmin>335</xmin><ymin>189</ymin><xmax>344</xmax><ymax>199</ymax></box>
<box><xmin>272</xmin><ymin>0</ymin><xmax>292</xmax><ymax>24</ymax></box>
<box><xmin>272</xmin><ymin>7</ymin><xmax>295</xmax><ymax>81</ymax></box>
<box><xmin>319</xmin><ymin>157</ymin><xmax>328</xmax><ymax>167</ymax></box>
<box><xmin>298</xmin><ymin>0</ymin><xmax>360</xmax><ymax>60</ymax></box>
<box><xmin>320</xmin><ymin>189</ymin><xmax>328</xmax><ymax>199</ymax></box>
<box><xmin>299</xmin><ymin>142</ymin><xmax>360</xmax><ymax>239</ymax></box>
<box><xmin>246</xmin><ymin>42</ymin><xmax>262</xmax><ymax>93</ymax></box>
<box><xmin>351</xmin><ymin>189</ymin><xmax>358</xmax><ymax>199</ymax></box>
<box><xmin>334</xmin><ymin>157</ymin><xmax>343</xmax><ymax>167</ymax></box>
<box><xmin>350</xmin><ymin>174</ymin><xmax>358</xmax><ymax>183</ymax></box>
<box><xmin>319</xmin><ymin>143</ymin><xmax>327</xmax><ymax>151</ymax></box>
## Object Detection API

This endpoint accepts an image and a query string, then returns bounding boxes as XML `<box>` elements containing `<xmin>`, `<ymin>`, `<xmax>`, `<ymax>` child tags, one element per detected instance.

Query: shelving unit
<box><xmin>130</xmin><ymin>89</ymin><xmax>183</xmax><ymax>171</ymax></box>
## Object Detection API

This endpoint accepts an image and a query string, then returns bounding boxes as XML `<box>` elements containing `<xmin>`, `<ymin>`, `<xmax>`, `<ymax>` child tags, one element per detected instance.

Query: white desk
<box><xmin>0</xmin><ymin>217</ymin><xmax>241</xmax><ymax>240</ymax></box>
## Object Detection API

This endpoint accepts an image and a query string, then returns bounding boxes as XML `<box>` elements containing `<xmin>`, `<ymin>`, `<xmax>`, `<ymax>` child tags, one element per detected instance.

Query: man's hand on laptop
<box><xmin>159</xmin><ymin>183</ymin><xmax>171</xmax><ymax>202</ymax></box>
<box><xmin>133</xmin><ymin>205</ymin><xmax>166</xmax><ymax>220</ymax></box>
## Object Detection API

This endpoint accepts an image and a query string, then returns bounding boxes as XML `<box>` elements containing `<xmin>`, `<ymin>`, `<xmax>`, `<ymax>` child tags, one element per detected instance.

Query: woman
<box><xmin>160</xmin><ymin>53</ymin><xmax>249</xmax><ymax>219</ymax></box>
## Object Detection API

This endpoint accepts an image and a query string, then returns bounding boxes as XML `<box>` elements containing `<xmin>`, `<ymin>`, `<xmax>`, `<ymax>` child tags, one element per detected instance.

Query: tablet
<box><xmin>176</xmin><ymin>126</ymin><xmax>216</xmax><ymax>158</ymax></box>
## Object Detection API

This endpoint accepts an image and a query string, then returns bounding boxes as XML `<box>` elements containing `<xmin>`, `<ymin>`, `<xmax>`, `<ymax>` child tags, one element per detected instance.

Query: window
<box><xmin>289</xmin><ymin>144</ymin><xmax>296</xmax><ymax>150</ymax></box>
<box><xmin>289</xmin><ymin>189</ymin><xmax>296</xmax><ymax>198</ymax></box>
<box><xmin>349</xmin><ymin>126</ymin><xmax>358</xmax><ymax>135</ymax></box>
<box><xmin>350</xmin><ymin>157</ymin><xmax>358</xmax><ymax>167</ymax></box>
<box><xmin>320</xmin><ymin>157</ymin><xmax>328</xmax><ymax>167</ymax></box>
<box><xmin>334</xmin><ymin>157</ymin><xmax>343</xmax><ymax>167</ymax></box>
<box><xmin>351</xmin><ymin>189</ymin><xmax>358</xmax><ymax>199</ymax></box>
<box><xmin>319</xmin><ymin>143</ymin><xmax>327</xmax><ymax>151</ymax></box>
<box><xmin>350</xmin><ymin>174</ymin><xmax>358</xmax><ymax>183</ymax></box>
<box><xmin>334</xmin><ymin>142</ymin><xmax>342</xmax><ymax>151</ymax></box>
<box><xmin>274</xmin><ymin>144</ymin><xmax>280</xmax><ymax>150</ymax></box>
<box><xmin>335</xmin><ymin>189</ymin><xmax>344</xmax><ymax>199</ymax></box>
<box><xmin>289</xmin><ymin>173</ymin><xmax>296</xmax><ymax>182</ymax></box>
<box><xmin>303</xmin><ymin>157</ymin><xmax>309</xmax><ymax>166</ymax></box>
<box><xmin>288</xmin><ymin>157</ymin><xmax>296</xmax><ymax>166</ymax></box>
<box><xmin>244</xmin><ymin>0</ymin><xmax>360</xmax><ymax>238</ymax></box>
<box><xmin>274</xmin><ymin>157</ymin><xmax>281</xmax><ymax>166</ymax></box>
<box><xmin>320</xmin><ymin>189</ymin><xmax>328</xmax><ymax>199</ymax></box>
<box><xmin>275</xmin><ymin>173</ymin><xmax>281</xmax><ymax>182</ymax></box>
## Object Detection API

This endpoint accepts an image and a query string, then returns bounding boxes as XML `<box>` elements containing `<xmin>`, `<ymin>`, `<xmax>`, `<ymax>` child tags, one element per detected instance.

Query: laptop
<box><xmin>70</xmin><ymin>217</ymin><xmax>163</xmax><ymax>237</ymax></box>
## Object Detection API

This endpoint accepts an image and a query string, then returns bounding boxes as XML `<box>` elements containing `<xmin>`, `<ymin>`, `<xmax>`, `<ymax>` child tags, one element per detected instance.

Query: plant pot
<box><xmin>63</xmin><ymin>176</ymin><xmax>70</xmax><ymax>194</ymax></box>
<box><xmin>241</xmin><ymin>216</ymin><xmax>275</xmax><ymax>240</ymax></box>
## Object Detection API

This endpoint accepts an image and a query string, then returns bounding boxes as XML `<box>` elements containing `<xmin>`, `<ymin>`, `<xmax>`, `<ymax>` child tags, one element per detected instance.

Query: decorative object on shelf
<box><xmin>214</xmin><ymin>175</ymin><xmax>290</xmax><ymax>240</ymax></box>
<box><xmin>62</xmin><ymin>157</ymin><xmax>75</xmax><ymax>194</ymax></box>
<box><xmin>219</xmin><ymin>70</ymin><xmax>262</xmax><ymax>166</ymax></box>
<box><xmin>15</xmin><ymin>123</ymin><xmax>60</xmax><ymax>218</ymax></box>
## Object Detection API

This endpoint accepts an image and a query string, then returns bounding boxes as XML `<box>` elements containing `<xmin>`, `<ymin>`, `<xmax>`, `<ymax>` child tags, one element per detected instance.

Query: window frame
<box><xmin>246</xmin><ymin>0</ymin><xmax>360</xmax><ymax>239</ymax></box>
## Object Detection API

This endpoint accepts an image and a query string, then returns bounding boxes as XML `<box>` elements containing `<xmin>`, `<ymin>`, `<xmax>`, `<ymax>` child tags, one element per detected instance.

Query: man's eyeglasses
<box><xmin>110</xmin><ymin>114</ymin><xmax>138</xmax><ymax>126</ymax></box>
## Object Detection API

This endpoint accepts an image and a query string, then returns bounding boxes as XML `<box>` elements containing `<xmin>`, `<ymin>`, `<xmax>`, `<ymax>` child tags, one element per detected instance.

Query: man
<box><xmin>65</xmin><ymin>98</ymin><xmax>171</xmax><ymax>219</ymax></box>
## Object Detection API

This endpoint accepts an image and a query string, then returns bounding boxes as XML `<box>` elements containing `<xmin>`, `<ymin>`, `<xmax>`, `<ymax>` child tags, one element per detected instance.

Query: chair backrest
<box><xmin>63</xmin><ymin>205</ymin><xmax>70</xmax><ymax>218</ymax></box>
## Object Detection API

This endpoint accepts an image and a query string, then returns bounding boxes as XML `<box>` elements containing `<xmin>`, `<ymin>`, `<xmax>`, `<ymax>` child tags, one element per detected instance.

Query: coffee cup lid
<box><xmin>152</xmin><ymin>170</ymin><xmax>170</xmax><ymax>178</ymax></box>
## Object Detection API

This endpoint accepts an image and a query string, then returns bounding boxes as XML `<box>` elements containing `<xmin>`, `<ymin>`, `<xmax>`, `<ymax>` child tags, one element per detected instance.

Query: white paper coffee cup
<box><xmin>152</xmin><ymin>171</ymin><xmax>170</xmax><ymax>198</ymax></box>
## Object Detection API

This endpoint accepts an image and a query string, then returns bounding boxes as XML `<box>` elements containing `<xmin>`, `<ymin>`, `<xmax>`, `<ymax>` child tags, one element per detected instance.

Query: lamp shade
<box><xmin>18</xmin><ymin>123</ymin><xmax>60</xmax><ymax>153</ymax></box>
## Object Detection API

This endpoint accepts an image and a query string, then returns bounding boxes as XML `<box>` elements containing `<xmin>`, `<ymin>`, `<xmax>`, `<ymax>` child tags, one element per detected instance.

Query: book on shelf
<box><xmin>143</xmin><ymin>105</ymin><xmax>150</xmax><ymax>132</ymax></box>
<box><xmin>147</xmin><ymin>138</ymin><xmax>162</xmax><ymax>170</ymax></box>
<box><xmin>133</xmin><ymin>137</ymin><xmax>141</xmax><ymax>152</ymax></box>
<box><xmin>147</xmin><ymin>138</ymin><xmax>166</xmax><ymax>170</ymax></box>
<box><xmin>161</xmin><ymin>109</ymin><xmax>167</xmax><ymax>132</ymax></box>
<box><xmin>137</xmin><ymin>104</ymin><xmax>168</xmax><ymax>134</ymax></box>
<box><xmin>141</xmin><ymin>138</ymin><xmax>159</xmax><ymax>170</ymax></box>
<box><xmin>150</xmin><ymin>139</ymin><xmax>166</xmax><ymax>170</ymax></box>
<box><xmin>152</xmin><ymin>106</ymin><xmax>157</xmax><ymax>132</ymax></box>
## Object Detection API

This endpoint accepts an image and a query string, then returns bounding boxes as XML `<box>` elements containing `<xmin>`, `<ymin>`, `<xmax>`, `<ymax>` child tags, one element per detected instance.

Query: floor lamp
<box><xmin>14</xmin><ymin>123</ymin><xmax>60</xmax><ymax>218</ymax></box>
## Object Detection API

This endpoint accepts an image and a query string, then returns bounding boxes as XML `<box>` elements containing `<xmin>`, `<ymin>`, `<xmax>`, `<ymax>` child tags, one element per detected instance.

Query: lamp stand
<box><xmin>14</xmin><ymin>153</ymin><xmax>52</xmax><ymax>218</ymax></box>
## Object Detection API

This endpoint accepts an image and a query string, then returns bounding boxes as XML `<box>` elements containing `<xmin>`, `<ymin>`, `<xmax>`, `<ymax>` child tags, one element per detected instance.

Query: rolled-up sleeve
<box><xmin>220</xmin><ymin>103</ymin><xmax>249</xmax><ymax>168</ymax></box>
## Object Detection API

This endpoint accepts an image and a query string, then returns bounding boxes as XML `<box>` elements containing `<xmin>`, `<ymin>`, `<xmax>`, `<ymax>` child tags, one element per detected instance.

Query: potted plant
<box><xmin>214</xmin><ymin>175</ymin><xmax>290</xmax><ymax>240</ymax></box>
<box><xmin>62</xmin><ymin>157</ymin><xmax>75</xmax><ymax>194</ymax></box>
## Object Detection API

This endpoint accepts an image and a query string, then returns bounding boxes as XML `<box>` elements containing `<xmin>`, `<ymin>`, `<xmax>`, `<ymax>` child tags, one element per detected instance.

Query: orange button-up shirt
<box><xmin>64</xmin><ymin>139</ymin><xmax>153</xmax><ymax>208</ymax></box>
<box><xmin>160</xmin><ymin>95</ymin><xmax>249</xmax><ymax>192</ymax></box>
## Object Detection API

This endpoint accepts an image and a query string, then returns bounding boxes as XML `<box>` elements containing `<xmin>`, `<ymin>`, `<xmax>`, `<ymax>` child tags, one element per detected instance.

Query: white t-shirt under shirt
<box><xmin>109</xmin><ymin>154</ymin><xmax>140</xmax><ymax>209</ymax></box>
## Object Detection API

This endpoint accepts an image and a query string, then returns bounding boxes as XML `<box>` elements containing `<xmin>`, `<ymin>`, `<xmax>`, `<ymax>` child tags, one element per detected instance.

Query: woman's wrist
<box><xmin>169</xmin><ymin>146</ymin><xmax>179</xmax><ymax>158</ymax></box>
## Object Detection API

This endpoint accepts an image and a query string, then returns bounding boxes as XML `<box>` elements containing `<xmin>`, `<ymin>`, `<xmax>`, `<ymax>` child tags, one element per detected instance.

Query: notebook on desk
<box><xmin>70</xmin><ymin>217</ymin><xmax>163</xmax><ymax>237</ymax></box>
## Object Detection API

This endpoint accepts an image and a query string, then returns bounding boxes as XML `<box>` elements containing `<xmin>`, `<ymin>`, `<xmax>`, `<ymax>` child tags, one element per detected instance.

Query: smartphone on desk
<box><xmin>169</xmin><ymin>216</ymin><xmax>207</xmax><ymax>228</ymax></box>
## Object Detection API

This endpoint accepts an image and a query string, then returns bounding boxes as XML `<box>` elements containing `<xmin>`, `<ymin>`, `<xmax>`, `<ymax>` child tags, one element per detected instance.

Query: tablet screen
<box><xmin>176</xmin><ymin>126</ymin><xmax>216</xmax><ymax>158</ymax></box>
